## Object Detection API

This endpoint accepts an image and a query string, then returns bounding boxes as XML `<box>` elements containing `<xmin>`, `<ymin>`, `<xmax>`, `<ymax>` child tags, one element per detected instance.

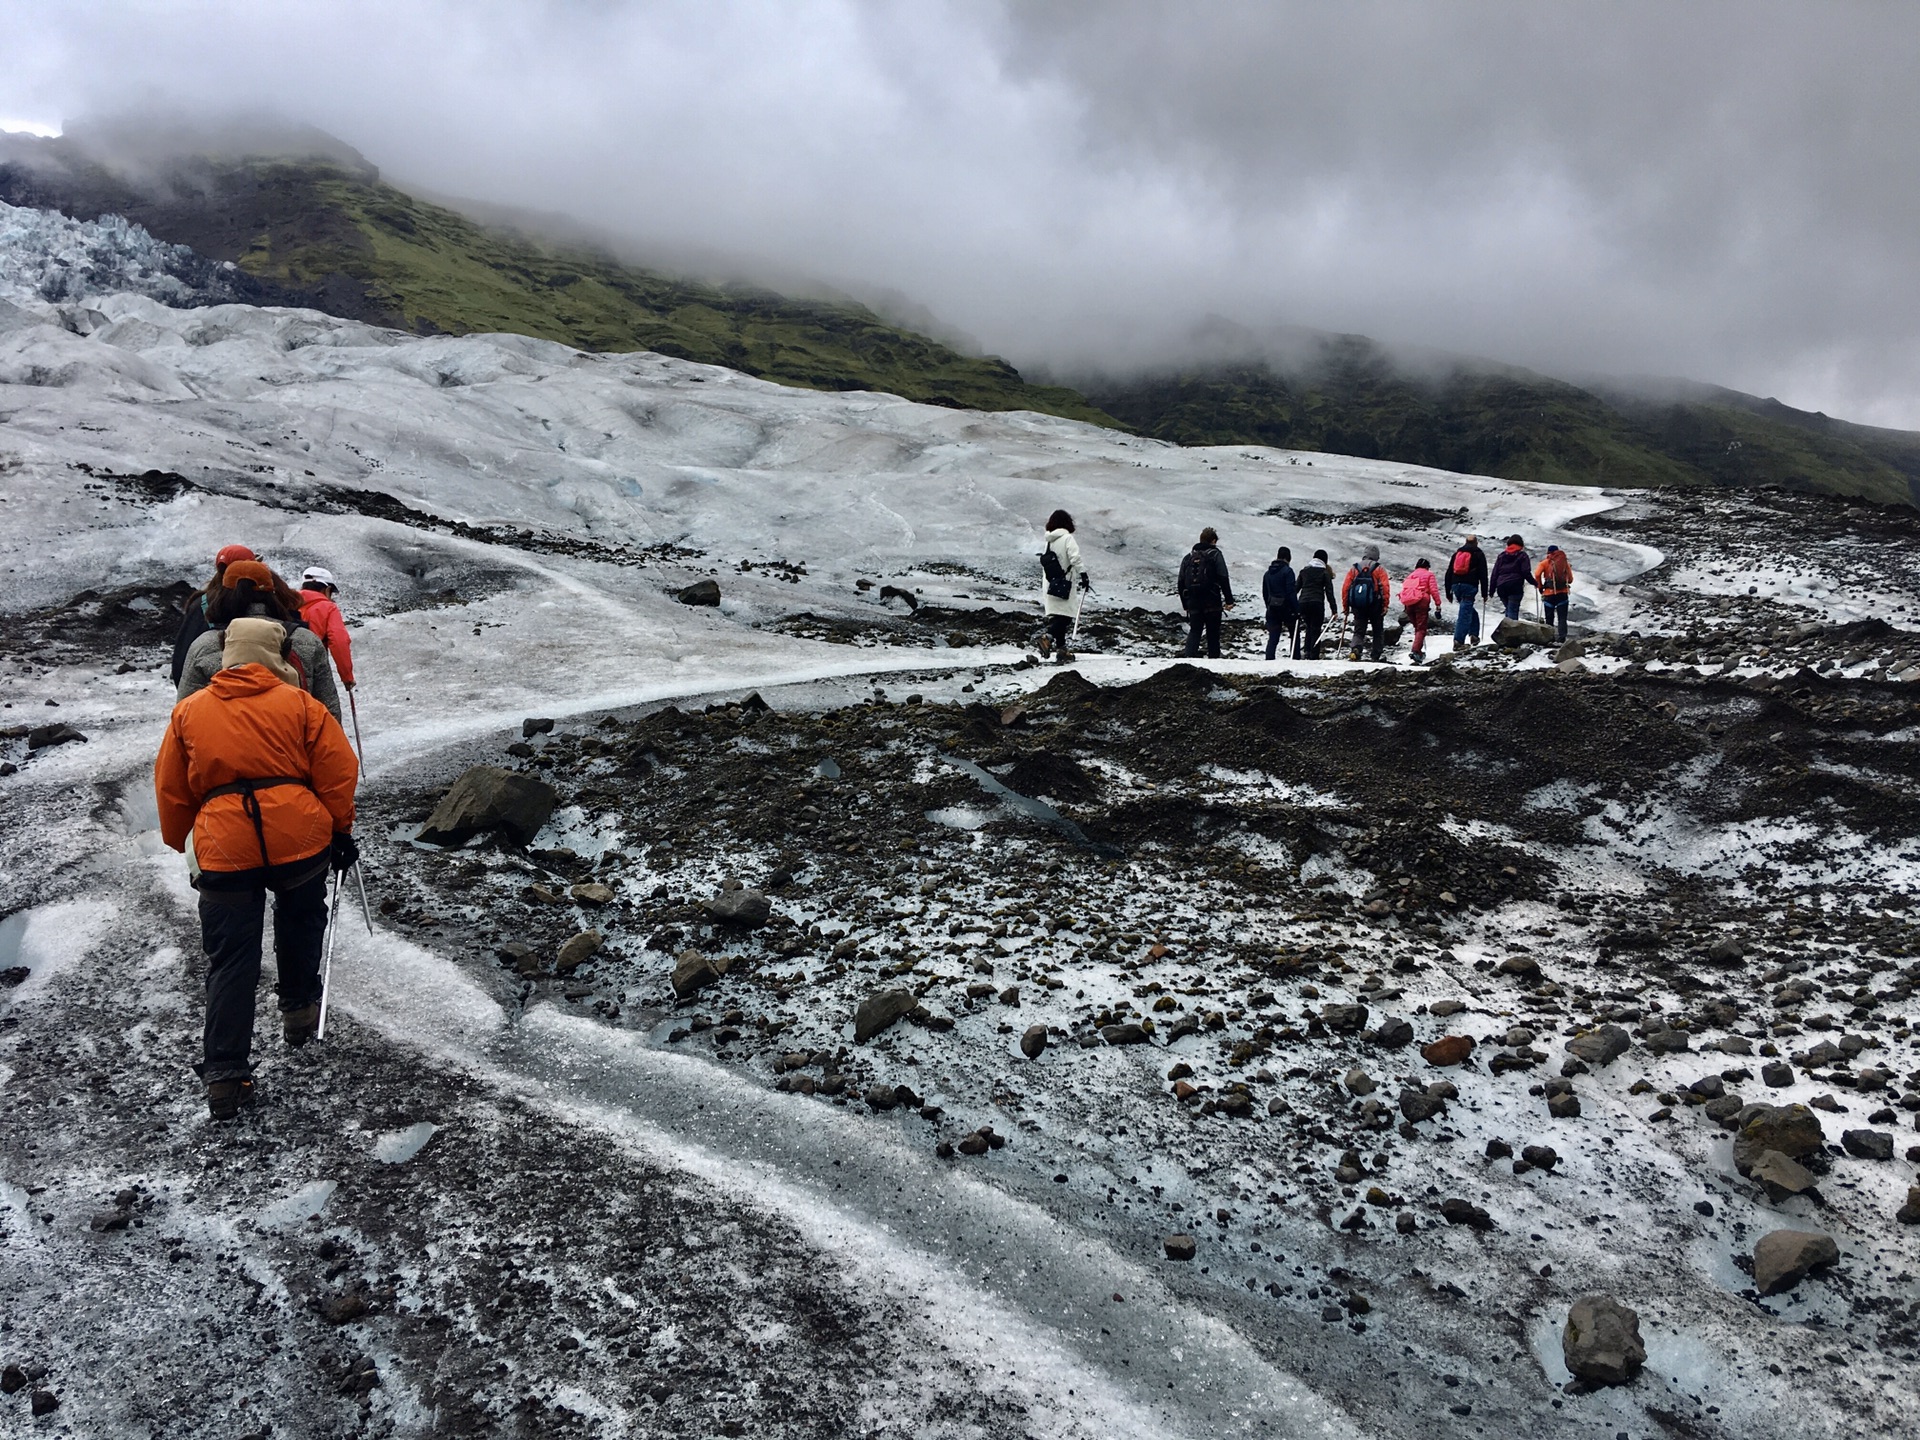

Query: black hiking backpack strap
<box><xmin>201</xmin><ymin>776</ymin><xmax>311</xmax><ymax>869</ymax></box>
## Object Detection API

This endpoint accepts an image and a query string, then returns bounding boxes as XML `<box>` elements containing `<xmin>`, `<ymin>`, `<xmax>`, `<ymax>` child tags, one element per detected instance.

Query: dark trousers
<box><xmin>198</xmin><ymin>857</ymin><xmax>330</xmax><ymax>1083</ymax></box>
<box><xmin>1264</xmin><ymin>611</ymin><xmax>1297</xmax><ymax>660</ymax></box>
<box><xmin>1183</xmin><ymin>609</ymin><xmax>1223</xmax><ymax>658</ymax></box>
<box><xmin>1543</xmin><ymin>596</ymin><xmax>1568</xmax><ymax>640</ymax></box>
<box><xmin>1405</xmin><ymin>599</ymin><xmax>1432</xmax><ymax>656</ymax></box>
<box><xmin>1045</xmin><ymin>614</ymin><xmax>1072</xmax><ymax>648</ymax></box>
<box><xmin>1297</xmin><ymin>603</ymin><xmax>1325</xmax><ymax>659</ymax></box>
<box><xmin>1348</xmin><ymin>603</ymin><xmax>1385</xmax><ymax>660</ymax></box>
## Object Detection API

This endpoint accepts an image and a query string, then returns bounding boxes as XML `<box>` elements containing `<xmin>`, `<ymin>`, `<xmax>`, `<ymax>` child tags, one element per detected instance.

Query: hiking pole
<box><xmin>347</xmin><ymin>689</ymin><xmax>365</xmax><ymax>761</ymax></box>
<box><xmin>352</xmin><ymin>860</ymin><xmax>374</xmax><ymax>933</ymax></box>
<box><xmin>317</xmin><ymin>868</ymin><xmax>342</xmax><ymax>1041</ymax></box>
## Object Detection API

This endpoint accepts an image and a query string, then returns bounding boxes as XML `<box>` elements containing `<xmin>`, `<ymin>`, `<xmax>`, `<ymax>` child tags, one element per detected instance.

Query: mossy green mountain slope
<box><xmin>3</xmin><ymin>127</ymin><xmax>1916</xmax><ymax>505</ymax></box>
<box><xmin>1082</xmin><ymin>334</ymin><xmax>1920</xmax><ymax>508</ymax></box>
<box><xmin>0</xmin><ymin>135</ymin><xmax>1112</xmax><ymax>423</ymax></box>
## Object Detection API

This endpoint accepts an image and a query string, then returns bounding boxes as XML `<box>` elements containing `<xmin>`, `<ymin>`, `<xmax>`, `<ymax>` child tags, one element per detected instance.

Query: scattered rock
<box><xmin>30</xmin><ymin>1389</ymin><xmax>59</xmax><ymax>1416</ymax></box>
<box><xmin>0</xmin><ymin>1365</ymin><xmax>22</xmax><ymax>1394</ymax></box>
<box><xmin>1163</xmin><ymin>1235</ymin><xmax>1197</xmax><ymax>1261</ymax></box>
<box><xmin>1371</xmin><ymin>1016</ymin><xmax>1414</xmax><ymax>1049</ymax></box>
<box><xmin>1748</xmin><ymin>1150</ymin><xmax>1819</xmax><ymax>1202</ymax></box>
<box><xmin>1399</xmin><ymin>1088</ymin><xmax>1446</xmax><ymax>1123</ymax></box>
<box><xmin>1344</xmin><ymin>1068</ymin><xmax>1376</xmax><ymax>1096</ymax></box>
<box><xmin>1896</xmin><ymin>1186</ymin><xmax>1920</xmax><ymax>1225</ymax></box>
<box><xmin>555</xmin><ymin>930</ymin><xmax>603</xmax><ymax>973</ymax></box>
<box><xmin>1429</xmin><ymin>999</ymin><xmax>1467</xmax><ymax>1017</ymax></box>
<box><xmin>1841</xmin><ymin>1129</ymin><xmax>1894</xmax><ymax>1161</ymax></box>
<box><xmin>1495</xmin><ymin>955</ymin><xmax>1540</xmax><ymax>978</ymax></box>
<box><xmin>417</xmin><ymin>766</ymin><xmax>558</xmax><ymax>847</ymax></box>
<box><xmin>1565</xmin><ymin>1025</ymin><xmax>1631</xmax><ymax>1066</ymax></box>
<box><xmin>1733</xmin><ymin>1104</ymin><xmax>1825</xmax><ymax>1175</ymax></box>
<box><xmin>26</xmin><ymin>723</ymin><xmax>86</xmax><ymax>750</ymax></box>
<box><xmin>1562</xmin><ymin>1295</ymin><xmax>1645</xmax><ymax>1385</ymax></box>
<box><xmin>1520</xmin><ymin>1144</ymin><xmax>1559</xmax><ymax>1171</ymax></box>
<box><xmin>704</xmin><ymin>889</ymin><xmax>772</xmax><ymax>927</ymax></box>
<box><xmin>670</xmin><ymin>948</ymin><xmax>718</xmax><ymax>997</ymax></box>
<box><xmin>1707</xmin><ymin>937</ymin><xmax>1744</xmax><ymax>965</ymax></box>
<box><xmin>1752</xmin><ymin>1229</ymin><xmax>1839</xmax><ymax>1296</ymax></box>
<box><xmin>1642</xmin><ymin>1028</ymin><xmax>1692</xmax><ymax>1055</ymax></box>
<box><xmin>1321</xmin><ymin>1003</ymin><xmax>1369</xmax><ymax>1034</ymax></box>
<box><xmin>569</xmin><ymin>882</ymin><xmax>616</xmax><ymax>907</ymax></box>
<box><xmin>1493</xmin><ymin>618</ymin><xmax>1557</xmax><ymax>647</ymax></box>
<box><xmin>1421</xmin><ymin>1034</ymin><xmax>1475</xmax><ymax>1067</ymax></box>
<box><xmin>854</xmin><ymin>988</ymin><xmax>917</xmax><ymax>1043</ymax></box>
<box><xmin>1101</xmin><ymin>1022</ymin><xmax>1151</xmax><ymax>1046</ymax></box>
<box><xmin>676</xmin><ymin>579</ymin><xmax>722</xmax><ymax>606</ymax></box>
<box><xmin>1762</xmin><ymin>1061</ymin><xmax>1795</xmax><ymax>1087</ymax></box>
<box><xmin>521</xmin><ymin>717</ymin><xmax>555</xmax><ymax>738</ymax></box>
<box><xmin>1440</xmin><ymin>1198</ymin><xmax>1494</xmax><ymax>1230</ymax></box>
<box><xmin>1020</xmin><ymin>1024</ymin><xmax>1049</xmax><ymax>1060</ymax></box>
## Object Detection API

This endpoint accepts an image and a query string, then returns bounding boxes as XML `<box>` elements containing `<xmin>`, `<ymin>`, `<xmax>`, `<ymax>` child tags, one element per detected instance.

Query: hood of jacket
<box><xmin>222</xmin><ymin>617</ymin><xmax>299</xmax><ymax>687</ymax></box>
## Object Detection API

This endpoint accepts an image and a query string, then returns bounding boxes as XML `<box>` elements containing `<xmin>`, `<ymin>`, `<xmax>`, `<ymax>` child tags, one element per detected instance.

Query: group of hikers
<box><xmin>156</xmin><ymin>545</ymin><xmax>363</xmax><ymax>1120</ymax></box>
<box><xmin>1038</xmin><ymin>514</ymin><xmax>1573</xmax><ymax>665</ymax></box>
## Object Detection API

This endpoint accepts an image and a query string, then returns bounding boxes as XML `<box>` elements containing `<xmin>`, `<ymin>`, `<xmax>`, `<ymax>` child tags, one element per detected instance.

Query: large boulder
<box><xmin>676</xmin><ymin>579</ymin><xmax>721</xmax><ymax>607</ymax></box>
<box><xmin>1752</xmin><ymin>1229</ymin><xmax>1839</xmax><ymax>1296</ymax></box>
<box><xmin>417</xmin><ymin>766</ymin><xmax>557</xmax><ymax>847</ymax></box>
<box><xmin>1566</xmin><ymin>1025</ymin><xmax>1631</xmax><ymax>1066</ymax></box>
<box><xmin>1493</xmin><ymin>618</ymin><xmax>1558</xmax><ymax>648</ymax></box>
<box><xmin>1562</xmin><ymin>1295</ymin><xmax>1646</xmax><ymax>1385</ymax></box>
<box><xmin>671</xmin><ymin>949</ymin><xmax>721</xmax><ymax>998</ymax></box>
<box><xmin>1733</xmin><ymin>1104</ymin><xmax>1825</xmax><ymax>1175</ymax></box>
<box><xmin>1748</xmin><ymin>1150</ymin><xmax>1819</xmax><ymax>1202</ymax></box>
<box><xmin>704</xmin><ymin>889</ymin><xmax>772</xmax><ymax>927</ymax></box>
<box><xmin>854</xmin><ymin>988</ymin><xmax>917</xmax><ymax>1043</ymax></box>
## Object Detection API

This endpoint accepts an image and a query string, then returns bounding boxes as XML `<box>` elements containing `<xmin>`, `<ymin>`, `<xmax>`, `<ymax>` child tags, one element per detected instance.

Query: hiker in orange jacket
<box><xmin>155</xmin><ymin>616</ymin><xmax>359</xmax><ymax>1120</ymax></box>
<box><xmin>1341</xmin><ymin>545</ymin><xmax>1392</xmax><ymax>663</ymax></box>
<box><xmin>1534</xmin><ymin>545</ymin><xmax>1573</xmax><ymax>641</ymax></box>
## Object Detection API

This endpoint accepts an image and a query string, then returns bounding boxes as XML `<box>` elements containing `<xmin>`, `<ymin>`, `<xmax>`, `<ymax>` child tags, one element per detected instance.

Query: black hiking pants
<box><xmin>1183</xmin><ymin>609</ymin><xmax>1223</xmax><ymax>659</ymax></box>
<box><xmin>1348</xmin><ymin>602</ymin><xmax>1385</xmax><ymax>661</ymax></box>
<box><xmin>1264</xmin><ymin>608</ymin><xmax>1297</xmax><ymax>661</ymax></box>
<box><xmin>1297</xmin><ymin>603</ymin><xmax>1325</xmax><ymax>659</ymax></box>
<box><xmin>198</xmin><ymin>856</ymin><xmax>330</xmax><ymax>1083</ymax></box>
<box><xmin>1045</xmin><ymin>614</ymin><xmax>1073</xmax><ymax>649</ymax></box>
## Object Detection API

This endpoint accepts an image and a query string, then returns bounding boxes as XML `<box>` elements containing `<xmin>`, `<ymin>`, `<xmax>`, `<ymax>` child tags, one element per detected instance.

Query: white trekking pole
<box><xmin>353</xmin><ymin>861</ymin><xmax>374</xmax><ymax>933</ymax></box>
<box><xmin>317</xmin><ymin>868</ymin><xmax>342</xmax><ymax>1040</ymax></box>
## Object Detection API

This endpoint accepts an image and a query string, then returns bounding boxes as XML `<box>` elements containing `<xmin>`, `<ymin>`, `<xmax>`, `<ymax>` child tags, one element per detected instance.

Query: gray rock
<box><xmin>670</xmin><ymin>948</ymin><xmax>719</xmax><ymax>997</ymax></box>
<box><xmin>1163</xmin><ymin>1235</ymin><xmax>1197</xmax><ymax>1261</ymax></box>
<box><xmin>1566</xmin><ymin>1025</ymin><xmax>1631</xmax><ymax>1066</ymax></box>
<box><xmin>556</xmin><ymin>930</ymin><xmax>603</xmax><ymax>972</ymax></box>
<box><xmin>1440</xmin><ymin>1197</ymin><xmax>1494</xmax><ymax>1230</ymax></box>
<box><xmin>1562</xmin><ymin>1295</ymin><xmax>1645</xmax><ymax>1385</ymax></box>
<box><xmin>704</xmin><ymin>889</ymin><xmax>772</xmax><ymax>927</ymax></box>
<box><xmin>1493</xmin><ymin>618</ymin><xmax>1557</xmax><ymax>647</ymax></box>
<box><xmin>1020</xmin><ymin>1024</ymin><xmax>1049</xmax><ymax>1060</ymax></box>
<box><xmin>1748</xmin><ymin>1150</ymin><xmax>1818</xmax><ymax>1202</ymax></box>
<box><xmin>1344</xmin><ymin>1068</ymin><xmax>1376</xmax><ymax>1096</ymax></box>
<box><xmin>1370</xmin><ymin>1016</ymin><xmax>1414</xmax><ymax>1048</ymax></box>
<box><xmin>418</xmin><ymin>766</ymin><xmax>558</xmax><ymax>847</ymax></box>
<box><xmin>1520</xmin><ymin>1144</ymin><xmax>1559</xmax><ymax>1171</ymax></box>
<box><xmin>26</xmin><ymin>723</ymin><xmax>86</xmax><ymax>750</ymax></box>
<box><xmin>1503</xmin><ymin>1025</ymin><xmax>1536</xmax><ymax>1048</ymax></box>
<box><xmin>1841</xmin><ymin>1129</ymin><xmax>1894</xmax><ymax>1161</ymax></box>
<box><xmin>1101</xmin><ymin>1022</ymin><xmax>1151</xmax><ymax>1046</ymax></box>
<box><xmin>1761</xmin><ymin>1061</ymin><xmax>1794</xmax><ymax>1087</ymax></box>
<box><xmin>1752</xmin><ymin>1229</ymin><xmax>1839</xmax><ymax>1295</ymax></box>
<box><xmin>1399</xmin><ymin>1088</ymin><xmax>1445</xmax><ymax>1123</ymax></box>
<box><xmin>1897</xmin><ymin>1186</ymin><xmax>1920</xmax><ymax>1225</ymax></box>
<box><xmin>1733</xmin><ymin>1104</ymin><xmax>1825</xmax><ymax>1175</ymax></box>
<box><xmin>521</xmin><ymin>717</ymin><xmax>555</xmax><ymax>738</ymax></box>
<box><xmin>1321</xmin><ymin>1003</ymin><xmax>1369</xmax><ymax>1034</ymax></box>
<box><xmin>854</xmin><ymin>988</ymin><xmax>917</xmax><ymax>1043</ymax></box>
<box><xmin>569</xmin><ymin>882</ymin><xmax>616</xmax><ymax>907</ymax></box>
<box><xmin>1643</xmin><ymin>1028</ymin><xmax>1692</xmax><ymax>1054</ymax></box>
<box><xmin>676</xmin><ymin>579</ymin><xmax>721</xmax><ymax>606</ymax></box>
<box><xmin>1707</xmin><ymin>937</ymin><xmax>1745</xmax><ymax>965</ymax></box>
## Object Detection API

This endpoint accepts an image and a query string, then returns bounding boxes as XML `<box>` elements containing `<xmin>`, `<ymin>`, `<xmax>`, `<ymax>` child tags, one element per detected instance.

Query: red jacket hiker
<box><xmin>298</xmin><ymin>569</ymin><xmax>355</xmax><ymax>688</ymax></box>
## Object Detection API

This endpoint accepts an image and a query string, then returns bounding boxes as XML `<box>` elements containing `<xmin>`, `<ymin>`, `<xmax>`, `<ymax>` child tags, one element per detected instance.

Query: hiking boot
<box><xmin>1348</xmin><ymin>651</ymin><xmax>1361</xmax><ymax>663</ymax></box>
<box><xmin>1036</xmin><ymin>633</ymin><xmax>1052</xmax><ymax>657</ymax></box>
<box><xmin>283</xmin><ymin>1004</ymin><xmax>320</xmax><ymax>1048</ymax></box>
<box><xmin>1054</xmin><ymin>646</ymin><xmax>1074</xmax><ymax>665</ymax></box>
<box><xmin>206</xmin><ymin>1077</ymin><xmax>255</xmax><ymax>1121</ymax></box>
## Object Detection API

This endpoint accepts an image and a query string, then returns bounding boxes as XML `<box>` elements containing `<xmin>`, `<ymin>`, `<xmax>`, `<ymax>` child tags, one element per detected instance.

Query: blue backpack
<box><xmin>1349</xmin><ymin>565</ymin><xmax>1380</xmax><ymax>611</ymax></box>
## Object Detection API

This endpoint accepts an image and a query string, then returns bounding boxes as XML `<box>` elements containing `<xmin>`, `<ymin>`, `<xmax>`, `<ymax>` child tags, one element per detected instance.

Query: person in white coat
<box><xmin>1037</xmin><ymin>509</ymin><xmax>1085</xmax><ymax>664</ymax></box>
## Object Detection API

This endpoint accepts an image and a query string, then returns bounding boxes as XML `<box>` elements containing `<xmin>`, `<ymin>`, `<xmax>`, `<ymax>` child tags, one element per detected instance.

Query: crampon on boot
<box><xmin>283</xmin><ymin>1004</ymin><xmax>320</xmax><ymax>1048</ymax></box>
<box><xmin>206</xmin><ymin>1077</ymin><xmax>255</xmax><ymax>1121</ymax></box>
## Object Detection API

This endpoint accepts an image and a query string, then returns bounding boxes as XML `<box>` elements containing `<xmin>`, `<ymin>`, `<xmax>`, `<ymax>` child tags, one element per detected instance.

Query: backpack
<box><xmin>1177</xmin><ymin>549</ymin><xmax>1207</xmax><ymax>603</ymax></box>
<box><xmin>1348</xmin><ymin>565</ymin><xmax>1380</xmax><ymax>611</ymax></box>
<box><xmin>1450</xmin><ymin>548</ymin><xmax>1474</xmax><ymax>578</ymax></box>
<box><xmin>1040</xmin><ymin>542</ymin><xmax>1072</xmax><ymax>599</ymax></box>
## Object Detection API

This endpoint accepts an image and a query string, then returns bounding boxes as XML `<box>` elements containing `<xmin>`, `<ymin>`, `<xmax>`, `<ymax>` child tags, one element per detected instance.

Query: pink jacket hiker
<box><xmin>1399</xmin><ymin>567</ymin><xmax>1443</xmax><ymax>609</ymax></box>
<box><xmin>297</xmin><ymin>590</ymin><xmax>355</xmax><ymax>688</ymax></box>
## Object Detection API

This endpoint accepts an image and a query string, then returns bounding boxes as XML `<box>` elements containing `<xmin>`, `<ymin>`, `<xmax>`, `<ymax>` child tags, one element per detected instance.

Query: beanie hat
<box><xmin>1546</xmin><ymin>544</ymin><xmax>1561</xmax><ymax>554</ymax></box>
<box><xmin>1362</xmin><ymin>544</ymin><xmax>1380</xmax><ymax>562</ymax></box>
<box><xmin>221</xmin><ymin>617</ymin><xmax>299</xmax><ymax>687</ymax></box>
<box><xmin>215</xmin><ymin>544</ymin><xmax>256</xmax><ymax>568</ymax></box>
<box><xmin>1313</xmin><ymin>549</ymin><xmax>1328</xmax><ymax>561</ymax></box>
<box><xmin>222</xmin><ymin>560</ymin><xmax>274</xmax><ymax>590</ymax></box>
<box><xmin>301</xmin><ymin>566</ymin><xmax>336</xmax><ymax>589</ymax></box>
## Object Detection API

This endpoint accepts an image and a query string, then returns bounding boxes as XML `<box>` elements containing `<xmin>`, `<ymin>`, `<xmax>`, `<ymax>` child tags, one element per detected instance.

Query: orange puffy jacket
<box><xmin>155</xmin><ymin>663</ymin><xmax>358</xmax><ymax>874</ymax></box>
<box><xmin>298</xmin><ymin>589</ymin><xmax>355</xmax><ymax>687</ymax></box>
<box><xmin>1534</xmin><ymin>549</ymin><xmax>1573</xmax><ymax>598</ymax></box>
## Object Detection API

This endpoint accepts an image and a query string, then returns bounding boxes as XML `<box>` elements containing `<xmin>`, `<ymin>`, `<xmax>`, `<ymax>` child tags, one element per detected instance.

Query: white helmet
<box><xmin>301</xmin><ymin>566</ymin><xmax>337</xmax><ymax>589</ymax></box>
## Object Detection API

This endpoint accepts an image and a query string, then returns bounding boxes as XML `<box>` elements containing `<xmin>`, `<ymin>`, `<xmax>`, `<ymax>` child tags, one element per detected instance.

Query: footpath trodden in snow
<box><xmin>3</xmin><ymin>232</ymin><xmax>1920</xmax><ymax>1439</ymax></box>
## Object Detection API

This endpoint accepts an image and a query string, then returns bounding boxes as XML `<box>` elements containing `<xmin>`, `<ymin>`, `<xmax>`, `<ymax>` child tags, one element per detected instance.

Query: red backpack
<box><xmin>1450</xmin><ymin>549</ymin><xmax>1474</xmax><ymax>578</ymax></box>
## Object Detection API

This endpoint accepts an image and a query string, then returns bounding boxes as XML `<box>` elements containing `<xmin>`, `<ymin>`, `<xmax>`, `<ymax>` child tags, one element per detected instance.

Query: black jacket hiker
<box><xmin>1262</xmin><ymin>560</ymin><xmax>1298</xmax><ymax>620</ymax></box>
<box><xmin>1178</xmin><ymin>543</ymin><xmax>1234</xmax><ymax>612</ymax></box>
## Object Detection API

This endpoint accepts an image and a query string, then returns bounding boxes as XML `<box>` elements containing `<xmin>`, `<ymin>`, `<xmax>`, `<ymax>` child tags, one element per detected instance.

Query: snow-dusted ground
<box><xmin>2</xmin><ymin>218</ymin><xmax>1918</xmax><ymax>1440</ymax></box>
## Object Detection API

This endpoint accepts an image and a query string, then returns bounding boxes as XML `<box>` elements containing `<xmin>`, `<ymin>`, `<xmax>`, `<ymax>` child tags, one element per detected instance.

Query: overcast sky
<box><xmin>7</xmin><ymin>1</ymin><xmax>1920</xmax><ymax>426</ymax></box>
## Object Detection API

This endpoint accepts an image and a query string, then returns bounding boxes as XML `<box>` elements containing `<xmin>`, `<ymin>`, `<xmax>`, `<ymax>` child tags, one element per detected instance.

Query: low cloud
<box><xmin>7</xmin><ymin>1</ymin><xmax>1919</xmax><ymax>424</ymax></box>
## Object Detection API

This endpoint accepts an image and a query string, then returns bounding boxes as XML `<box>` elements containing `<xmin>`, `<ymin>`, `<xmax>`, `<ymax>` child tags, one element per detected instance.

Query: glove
<box><xmin>1078</xmin><ymin>571</ymin><xmax>1091</xmax><ymax>592</ymax></box>
<box><xmin>330</xmin><ymin>831</ymin><xmax>360</xmax><ymax>874</ymax></box>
